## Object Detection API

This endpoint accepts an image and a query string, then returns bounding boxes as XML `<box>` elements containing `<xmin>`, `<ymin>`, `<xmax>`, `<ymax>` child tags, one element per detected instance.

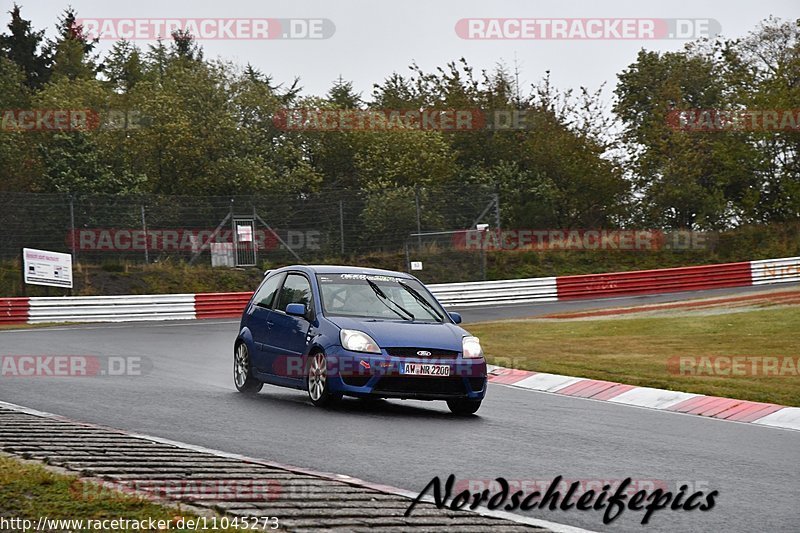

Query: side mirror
<box><xmin>449</xmin><ymin>312</ymin><xmax>462</xmax><ymax>324</ymax></box>
<box><xmin>285</xmin><ymin>303</ymin><xmax>307</xmax><ymax>317</ymax></box>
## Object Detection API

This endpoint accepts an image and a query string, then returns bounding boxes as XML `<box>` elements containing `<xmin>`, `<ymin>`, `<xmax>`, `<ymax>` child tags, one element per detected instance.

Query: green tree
<box><xmin>723</xmin><ymin>17</ymin><xmax>800</xmax><ymax>223</ymax></box>
<box><xmin>31</xmin><ymin>76</ymin><xmax>144</xmax><ymax>194</ymax></box>
<box><xmin>37</xmin><ymin>131</ymin><xmax>121</xmax><ymax>194</ymax></box>
<box><xmin>48</xmin><ymin>8</ymin><xmax>100</xmax><ymax>81</ymax></box>
<box><xmin>227</xmin><ymin>65</ymin><xmax>321</xmax><ymax>195</ymax></box>
<box><xmin>371</xmin><ymin>60</ymin><xmax>629</xmax><ymax>229</ymax></box>
<box><xmin>305</xmin><ymin>80</ymin><xmax>361</xmax><ymax>189</ymax></box>
<box><xmin>120</xmin><ymin>31</ymin><xmax>320</xmax><ymax>196</ymax></box>
<box><xmin>328</xmin><ymin>76</ymin><xmax>362</xmax><ymax>108</ymax></box>
<box><xmin>614</xmin><ymin>48</ymin><xmax>760</xmax><ymax>228</ymax></box>
<box><xmin>104</xmin><ymin>40</ymin><xmax>144</xmax><ymax>93</ymax></box>
<box><xmin>0</xmin><ymin>56</ymin><xmax>39</xmax><ymax>191</ymax></box>
<box><xmin>0</xmin><ymin>3</ymin><xmax>50</xmax><ymax>89</ymax></box>
<box><xmin>170</xmin><ymin>29</ymin><xmax>202</xmax><ymax>62</ymax></box>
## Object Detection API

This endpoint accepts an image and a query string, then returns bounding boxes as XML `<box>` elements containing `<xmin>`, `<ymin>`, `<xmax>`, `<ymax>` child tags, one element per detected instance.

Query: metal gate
<box><xmin>232</xmin><ymin>218</ymin><xmax>257</xmax><ymax>266</ymax></box>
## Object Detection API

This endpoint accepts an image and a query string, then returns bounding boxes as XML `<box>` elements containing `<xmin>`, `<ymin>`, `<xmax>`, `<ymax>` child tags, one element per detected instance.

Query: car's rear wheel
<box><xmin>307</xmin><ymin>352</ymin><xmax>341</xmax><ymax>407</ymax></box>
<box><xmin>234</xmin><ymin>342</ymin><xmax>263</xmax><ymax>394</ymax></box>
<box><xmin>447</xmin><ymin>398</ymin><xmax>482</xmax><ymax>415</ymax></box>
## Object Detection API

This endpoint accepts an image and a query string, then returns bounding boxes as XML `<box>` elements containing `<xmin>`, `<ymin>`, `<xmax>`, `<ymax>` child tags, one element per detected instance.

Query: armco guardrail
<box><xmin>427</xmin><ymin>277</ymin><xmax>557</xmax><ymax>306</ymax></box>
<box><xmin>195</xmin><ymin>292</ymin><xmax>254</xmax><ymax>319</ymax></box>
<box><xmin>751</xmin><ymin>256</ymin><xmax>800</xmax><ymax>285</ymax></box>
<box><xmin>26</xmin><ymin>294</ymin><xmax>196</xmax><ymax>324</ymax></box>
<box><xmin>0</xmin><ymin>297</ymin><xmax>29</xmax><ymax>326</ymax></box>
<box><xmin>1</xmin><ymin>256</ymin><xmax>798</xmax><ymax>324</ymax></box>
<box><xmin>556</xmin><ymin>261</ymin><xmax>753</xmax><ymax>300</ymax></box>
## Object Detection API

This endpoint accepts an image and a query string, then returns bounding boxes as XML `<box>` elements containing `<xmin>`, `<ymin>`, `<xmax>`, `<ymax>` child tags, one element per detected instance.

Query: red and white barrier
<box><xmin>486</xmin><ymin>365</ymin><xmax>800</xmax><ymax>431</ymax></box>
<box><xmin>750</xmin><ymin>256</ymin><xmax>800</xmax><ymax>285</ymax></box>
<box><xmin>27</xmin><ymin>294</ymin><xmax>196</xmax><ymax>324</ymax></box>
<box><xmin>1</xmin><ymin>256</ymin><xmax>799</xmax><ymax>325</ymax></box>
<box><xmin>195</xmin><ymin>292</ymin><xmax>253</xmax><ymax>319</ymax></box>
<box><xmin>555</xmin><ymin>261</ymin><xmax>753</xmax><ymax>300</ymax></box>
<box><xmin>0</xmin><ymin>297</ymin><xmax>29</xmax><ymax>326</ymax></box>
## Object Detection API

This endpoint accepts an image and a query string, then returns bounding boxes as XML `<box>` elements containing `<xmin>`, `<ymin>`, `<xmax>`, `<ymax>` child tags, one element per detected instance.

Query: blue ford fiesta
<box><xmin>234</xmin><ymin>265</ymin><xmax>487</xmax><ymax>415</ymax></box>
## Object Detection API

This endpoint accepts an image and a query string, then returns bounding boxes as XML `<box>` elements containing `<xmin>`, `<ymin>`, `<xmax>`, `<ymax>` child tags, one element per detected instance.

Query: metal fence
<box><xmin>0</xmin><ymin>188</ymin><xmax>500</xmax><ymax>278</ymax></box>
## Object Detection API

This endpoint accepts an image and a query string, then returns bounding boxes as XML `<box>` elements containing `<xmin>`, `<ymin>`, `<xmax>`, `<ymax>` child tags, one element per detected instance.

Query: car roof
<box><xmin>276</xmin><ymin>265</ymin><xmax>415</xmax><ymax>279</ymax></box>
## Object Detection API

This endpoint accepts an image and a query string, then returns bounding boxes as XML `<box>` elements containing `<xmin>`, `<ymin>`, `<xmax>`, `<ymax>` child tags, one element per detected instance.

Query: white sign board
<box><xmin>237</xmin><ymin>224</ymin><xmax>253</xmax><ymax>242</ymax></box>
<box><xmin>410</xmin><ymin>261</ymin><xmax>423</xmax><ymax>271</ymax></box>
<box><xmin>23</xmin><ymin>248</ymin><xmax>73</xmax><ymax>288</ymax></box>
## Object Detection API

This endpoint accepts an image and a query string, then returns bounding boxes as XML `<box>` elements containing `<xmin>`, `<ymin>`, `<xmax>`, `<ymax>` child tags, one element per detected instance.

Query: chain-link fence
<box><xmin>0</xmin><ymin>187</ymin><xmax>500</xmax><ymax>281</ymax></box>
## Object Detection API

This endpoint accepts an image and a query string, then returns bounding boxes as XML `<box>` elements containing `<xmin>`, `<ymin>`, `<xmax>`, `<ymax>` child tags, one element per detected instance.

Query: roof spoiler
<box><xmin>264</xmin><ymin>269</ymin><xmax>272</xmax><ymax>277</ymax></box>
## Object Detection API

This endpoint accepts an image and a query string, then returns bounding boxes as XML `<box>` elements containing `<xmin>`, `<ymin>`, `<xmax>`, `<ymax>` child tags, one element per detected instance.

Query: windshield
<box><xmin>317</xmin><ymin>273</ymin><xmax>446</xmax><ymax>323</ymax></box>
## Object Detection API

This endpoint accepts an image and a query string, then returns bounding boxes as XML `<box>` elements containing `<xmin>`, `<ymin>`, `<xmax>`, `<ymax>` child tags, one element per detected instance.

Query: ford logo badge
<box><xmin>416</xmin><ymin>350</ymin><xmax>432</xmax><ymax>357</ymax></box>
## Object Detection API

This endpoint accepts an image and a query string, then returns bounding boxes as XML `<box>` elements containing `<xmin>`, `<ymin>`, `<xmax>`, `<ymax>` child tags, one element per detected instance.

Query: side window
<box><xmin>276</xmin><ymin>273</ymin><xmax>313</xmax><ymax>312</ymax></box>
<box><xmin>253</xmin><ymin>274</ymin><xmax>283</xmax><ymax>309</ymax></box>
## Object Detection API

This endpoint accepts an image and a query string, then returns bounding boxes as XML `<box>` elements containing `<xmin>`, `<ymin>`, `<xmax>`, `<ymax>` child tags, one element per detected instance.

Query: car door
<box><xmin>245</xmin><ymin>272</ymin><xmax>284</xmax><ymax>373</ymax></box>
<box><xmin>261</xmin><ymin>272</ymin><xmax>314</xmax><ymax>386</ymax></box>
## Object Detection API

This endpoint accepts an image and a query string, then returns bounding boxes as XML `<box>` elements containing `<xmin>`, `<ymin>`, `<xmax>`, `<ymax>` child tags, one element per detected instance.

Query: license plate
<box><xmin>402</xmin><ymin>363</ymin><xmax>450</xmax><ymax>377</ymax></box>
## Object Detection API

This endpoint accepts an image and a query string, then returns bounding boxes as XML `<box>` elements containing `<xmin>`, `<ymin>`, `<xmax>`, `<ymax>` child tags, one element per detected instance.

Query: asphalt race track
<box><xmin>1</xmin><ymin>286</ymin><xmax>798</xmax><ymax>533</ymax></box>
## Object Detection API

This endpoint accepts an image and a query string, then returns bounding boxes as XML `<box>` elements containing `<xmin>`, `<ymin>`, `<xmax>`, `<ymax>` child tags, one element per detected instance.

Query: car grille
<box><xmin>373</xmin><ymin>377</ymin><xmax>466</xmax><ymax>395</ymax></box>
<box><xmin>384</xmin><ymin>347</ymin><xmax>459</xmax><ymax>358</ymax></box>
<box><xmin>342</xmin><ymin>375</ymin><xmax>371</xmax><ymax>387</ymax></box>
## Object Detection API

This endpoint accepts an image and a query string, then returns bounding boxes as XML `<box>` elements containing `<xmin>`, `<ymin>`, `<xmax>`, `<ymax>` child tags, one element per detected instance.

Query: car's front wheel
<box><xmin>447</xmin><ymin>398</ymin><xmax>482</xmax><ymax>415</ymax></box>
<box><xmin>307</xmin><ymin>352</ymin><xmax>341</xmax><ymax>407</ymax></box>
<box><xmin>234</xmin><ymin>342</ymin><xmax>263</xmax><ymax>394</ymax></box>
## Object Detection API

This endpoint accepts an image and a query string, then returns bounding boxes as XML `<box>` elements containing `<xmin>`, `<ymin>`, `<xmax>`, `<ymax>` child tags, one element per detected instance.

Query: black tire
<box><xmin>234</xmin><ymin>342</ymin><xmax>263</xmax><ymax>394</ymax></box>
<box><xmin>307</xmin><ymin>351</ymin><xmax>342</xmax><ymax>407</ymax></box>
<box><xmin>447</xmin><ymin>398</ymin><xmax>482</xmax><ymax>415</ymax></box>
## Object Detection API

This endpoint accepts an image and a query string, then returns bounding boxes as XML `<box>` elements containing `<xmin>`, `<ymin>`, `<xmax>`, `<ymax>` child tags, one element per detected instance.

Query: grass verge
<box><xmin>470</xmin><ymin>306</ymin><xmax>800</xmax><ymax>407</ymax></box>
<box><xmin>0</xmin><ymin>454</ymin><xmax>241</xmax><ymax>532</ymax></box>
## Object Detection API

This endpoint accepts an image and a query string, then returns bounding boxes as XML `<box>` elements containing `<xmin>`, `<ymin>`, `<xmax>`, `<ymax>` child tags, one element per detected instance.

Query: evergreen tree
<box><xmin>48</xmin><ymin>7</ymin><xmax>101</xmax><ymax>80</ymax></box>
<box><xmin>328</xmin><ymin>76</ymin><xmax>362</xmax><ymax>108</ymax></box>
<box><xmin>104</xmin><ymin>41</ymin><xmax>143</xmax><ymax>93</ymax></box>
<box><xmin>0</xmin><ymin>3</ymin><xmax>50</xmax><ymax>89</ymax></box>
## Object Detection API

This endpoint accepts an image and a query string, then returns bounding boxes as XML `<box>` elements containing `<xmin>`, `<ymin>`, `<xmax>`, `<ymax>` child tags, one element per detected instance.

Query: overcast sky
<box><xmin>17</xmin><ymin>0</ymin><xmax>799</xmax><ymax>100</ymax></box>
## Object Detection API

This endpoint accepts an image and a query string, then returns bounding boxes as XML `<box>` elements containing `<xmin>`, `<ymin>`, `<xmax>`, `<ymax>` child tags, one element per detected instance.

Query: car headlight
<box><xmin>462</xmin><ymin>336</ymin><xmax>483</xmax><ymax>358</ymax></box>
<box><xmin>340</xmin><ymin>329</ymin><xmax>381</xmax><ymax>354</ymax></box>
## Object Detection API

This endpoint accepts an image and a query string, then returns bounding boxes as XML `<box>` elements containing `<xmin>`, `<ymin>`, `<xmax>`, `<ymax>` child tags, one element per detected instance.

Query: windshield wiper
<box><xmin>398</xmin><ymin>281</ymin><xmax>444</xmax><ymax>322</ymax></box>
<box><xmin>366</xmin><ymin>279</ymin><xmax>415</xmax><ymax>321</ymax></box>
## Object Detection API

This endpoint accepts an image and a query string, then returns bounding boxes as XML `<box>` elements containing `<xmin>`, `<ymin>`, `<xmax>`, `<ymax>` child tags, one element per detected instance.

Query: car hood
<box><xmin>327</xmin><ymin>316</ymin><xmax>467</xmax><ymax>350</ymax></box>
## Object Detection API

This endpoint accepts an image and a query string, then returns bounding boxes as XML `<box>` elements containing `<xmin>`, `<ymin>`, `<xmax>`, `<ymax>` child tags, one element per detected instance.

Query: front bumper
<box><xmin>323</xmin><ymin>346</ymin><xmax>487</xmax><ymax>401</ymax></box>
